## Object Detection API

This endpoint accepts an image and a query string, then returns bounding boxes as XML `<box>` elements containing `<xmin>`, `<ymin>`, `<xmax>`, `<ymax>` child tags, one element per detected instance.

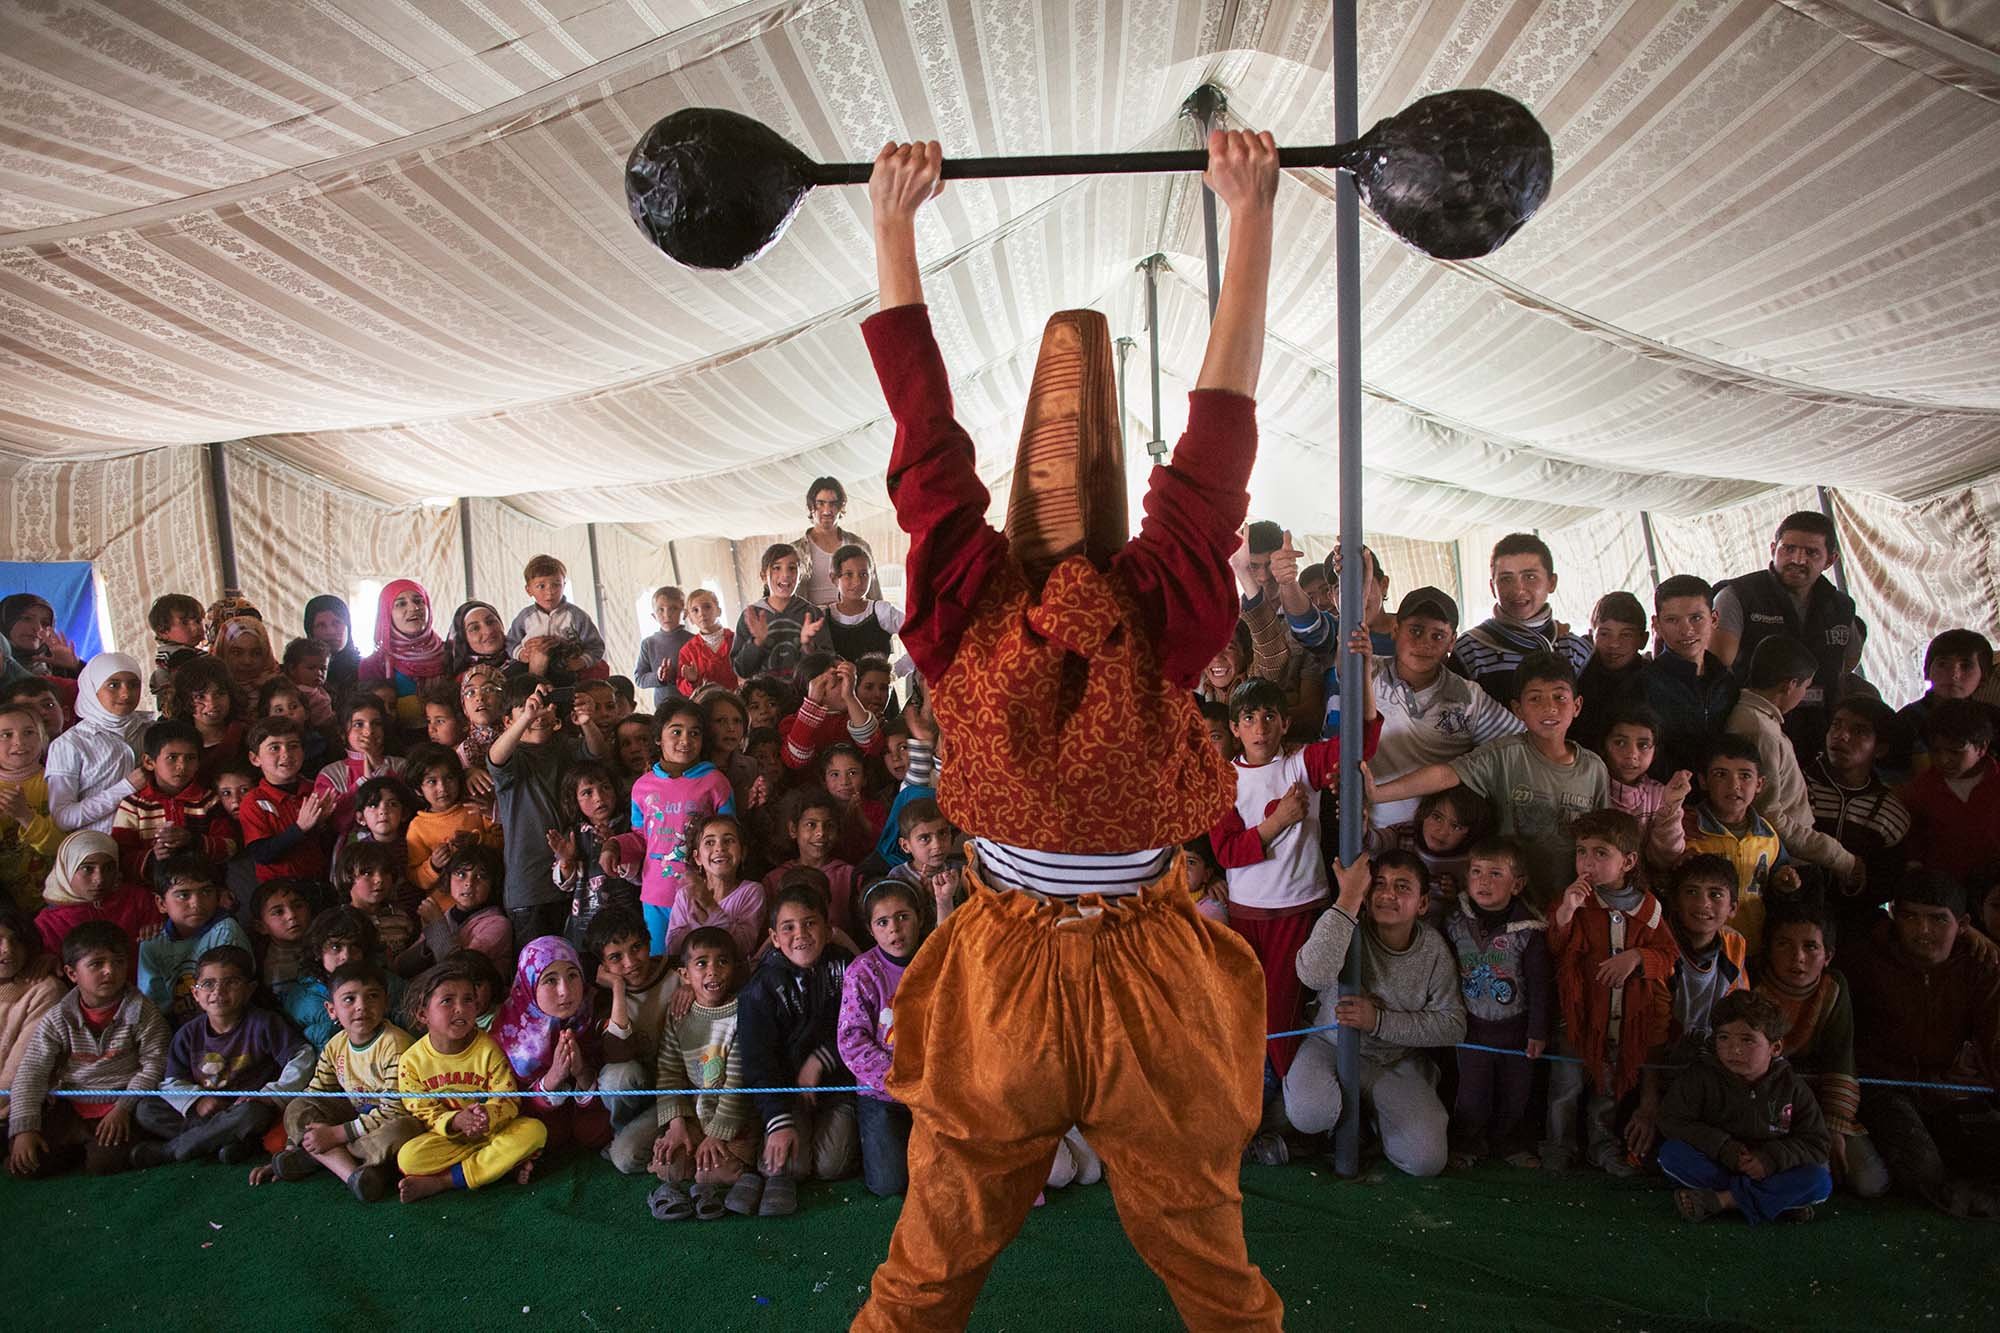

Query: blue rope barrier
<box><xmin>43</xmin><ymin>1026</ymin><xmax>1998</xmax><ymax>1099</ymax></box>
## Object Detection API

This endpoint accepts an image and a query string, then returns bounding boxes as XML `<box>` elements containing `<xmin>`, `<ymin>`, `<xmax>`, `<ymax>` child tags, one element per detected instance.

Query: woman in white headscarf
<box><xmin>45</xmin><ymin>653</ymin><xmax>153</xmax><ymax>833</ymax></box>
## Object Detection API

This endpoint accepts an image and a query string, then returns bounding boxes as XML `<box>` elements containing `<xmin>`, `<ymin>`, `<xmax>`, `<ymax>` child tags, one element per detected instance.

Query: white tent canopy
<box><xmin>3</xmin><ymin>0</ymin><xmax>1998</xmax><ymax>700</ymax></box>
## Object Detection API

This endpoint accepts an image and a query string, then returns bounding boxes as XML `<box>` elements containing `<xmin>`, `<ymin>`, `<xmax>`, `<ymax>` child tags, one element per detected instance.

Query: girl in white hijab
<box><xmin>45</xmin><ymin>652</ymin><xmax>153</xmax><ymax>833</ymax></box>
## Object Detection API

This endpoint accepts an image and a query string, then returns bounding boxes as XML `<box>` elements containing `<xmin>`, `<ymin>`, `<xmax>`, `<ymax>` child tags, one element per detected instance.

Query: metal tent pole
<box><xmin>205</xmin><ymin>442</ymin><xmax>241</xmax><ymax>593</ymax></box>
<box><xmin>459</xmin><ymin>499</ymin><xmax>477</xmax><ymax>601</ymax></box>
<box><xmin>585</xmin><ymin>522</ymin><xmax>609</xmax><ymax>633</ymax></box>
<box><xmin>1639</xmin><ymin>510</ymin><xmax>1662</xmax><ymax>589</ymax></box>
<box><xmin>1331</xmin><ymin>0</ymin><xmax>1365</xmax><ymax>1182</ymax></box>
<box><xmin>1140</xmin><ymin>254</ymin><xmax>1168</xmax><ymax>462</ymax></box>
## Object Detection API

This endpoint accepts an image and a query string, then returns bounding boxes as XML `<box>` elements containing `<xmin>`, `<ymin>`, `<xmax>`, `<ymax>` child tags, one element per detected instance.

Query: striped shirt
<box><xmin>970</xmin><ymin>840</ymin><xmax>1173</xmax><ymax>899</ymax></box>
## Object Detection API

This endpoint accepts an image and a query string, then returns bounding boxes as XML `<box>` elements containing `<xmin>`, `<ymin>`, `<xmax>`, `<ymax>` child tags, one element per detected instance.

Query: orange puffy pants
<box><xmin>853</xmin><ymin>857</ymin><xmax>1283</xmax><ymax>1331</ymax></box>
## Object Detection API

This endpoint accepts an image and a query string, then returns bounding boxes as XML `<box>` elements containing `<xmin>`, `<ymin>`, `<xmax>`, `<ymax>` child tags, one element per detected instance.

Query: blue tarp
<box><xmin>0</xmin><ymin>560</ymin><xmax>105</xmax><ymax>659</ymax></box>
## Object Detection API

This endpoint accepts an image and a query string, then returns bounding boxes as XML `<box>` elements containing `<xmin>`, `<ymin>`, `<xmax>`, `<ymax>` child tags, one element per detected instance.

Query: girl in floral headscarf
<box><xmin>215</xmin><ymin>616</ymin><xmax>280</xmax><ymax>692</ymax></box>
<box><xmin>359</xmin><ymin>580</ymin><xmax>449</xmax><ymax>736</ymax></box>
<box><xmin>493</xmin><ymin>935</ymin><xmax>610</xmax><ymax>1178</ymax></box>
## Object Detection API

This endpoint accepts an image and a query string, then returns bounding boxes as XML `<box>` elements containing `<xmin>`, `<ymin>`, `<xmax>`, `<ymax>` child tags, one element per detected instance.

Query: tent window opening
<box><xmin>351</xmin><ymin>579</ymin><xmax>383</xmax><ymax>654</ymax></box>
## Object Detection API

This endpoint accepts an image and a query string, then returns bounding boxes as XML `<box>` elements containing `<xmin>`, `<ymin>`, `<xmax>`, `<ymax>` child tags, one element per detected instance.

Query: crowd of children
<box><xmin>2</xmin><ymin>507</ymin><xmax>1997</xmax><ymax>1230</ymax></box>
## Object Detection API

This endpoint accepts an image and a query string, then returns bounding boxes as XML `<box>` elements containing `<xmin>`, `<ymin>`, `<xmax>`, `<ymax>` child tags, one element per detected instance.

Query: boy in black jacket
<box><xmin>736</xmin><ymin>873</ymin><xmax>857</xmax><ymax>1216</ymax></box>
<box><xmin>1657</xmin><ymin>989</ymin><xmax>1833</xmax><ymax>1224</ymax></box>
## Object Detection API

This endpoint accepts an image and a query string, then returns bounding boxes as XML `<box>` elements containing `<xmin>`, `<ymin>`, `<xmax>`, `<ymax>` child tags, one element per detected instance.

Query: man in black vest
<box><xmin>1711</xmin><ymin>510</ymin><xmax>1855</xmax><ymax>760</ymax></box>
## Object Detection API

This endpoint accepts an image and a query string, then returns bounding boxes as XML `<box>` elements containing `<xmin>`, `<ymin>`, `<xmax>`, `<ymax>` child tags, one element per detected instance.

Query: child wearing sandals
<box><xmin>647</xmin><ymin>926</ymin><xmax>756</xmax><ymax>1222</ymax></box>
<box><xmin>251</xmin><ymin>959</ymin><xmax>420</xmax><ymax>1202</ymax></box>
<box><xmin>393</xmin><ymin>959</ymin><xmax>547</xmax><ymax>1202</ymax></box>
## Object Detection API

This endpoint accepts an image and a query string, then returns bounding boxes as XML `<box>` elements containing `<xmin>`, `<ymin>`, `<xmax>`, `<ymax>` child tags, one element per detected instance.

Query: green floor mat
<box><xmin>3</xmin><ymin>1156</ymin><xmax>1994</xmax><ymax>1330</ymax></box>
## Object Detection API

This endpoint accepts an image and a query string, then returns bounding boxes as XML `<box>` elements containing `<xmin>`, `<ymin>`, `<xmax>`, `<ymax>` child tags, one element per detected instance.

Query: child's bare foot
<box><xmin>399</xmin><ymin>1171</ymin><xmax>454</xmax><ymax>1203</ymax></box>
<box><xmin>514</xmin><ymin>1154</ymin><xmax>540</xmax><ymax>1185</ymax></box>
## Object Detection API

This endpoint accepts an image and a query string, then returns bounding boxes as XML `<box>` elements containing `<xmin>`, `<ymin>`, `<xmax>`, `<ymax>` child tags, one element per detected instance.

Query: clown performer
<box><xmin>853</xmin><ymin>133</ymin><xmax>1307</xmax><ymax>1331</ymax></box>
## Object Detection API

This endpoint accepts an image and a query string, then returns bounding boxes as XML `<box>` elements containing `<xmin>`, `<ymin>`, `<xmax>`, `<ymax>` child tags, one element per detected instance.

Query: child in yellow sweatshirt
<box><xmin>394</xmin><ymin>958</ymin><xmax>546</xmax><ymax>1202</ymax></box>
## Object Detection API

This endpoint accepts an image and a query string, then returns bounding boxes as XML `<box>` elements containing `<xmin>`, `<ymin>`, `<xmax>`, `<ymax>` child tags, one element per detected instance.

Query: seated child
<box><xmin>1285</xmin><ymin>851</ymin><xmax>1465</xmax><ymax>1178</ymax></box>
<box><xmin>138</xmin><ymin>854</ymin><xmax>254</xmax><ymax>1027</ymax></box>
<box><xmin>236</xmin><ymin>717</ymin><xmax>331</xmax><ymax>887</ymax></box>
<box><xmin>1807</xmin><ymin>697</ymin><xmax>1910</xmax><ymax>926</ymax></box>
<box><xmin>1662</xmin><ymin>854</ymin><xmax>1750</xmax><ymax>1059</ymax></box>
<box><xmin>1444</xmin><ymin>837</ymin><xmax>1550</xmax><ymax>1166</ymax></box>
<box><xmin>413</xmin><ymin>844</ymin><xmax>513</xmax><ymax>976</ymax></box>
<box><xmin>280</xmin><ymin>636</ymin><xmax>336</xmax><ymax>731</ymax></box>
<box><xmin>1656</xmin><ymin>989</ymin><xmax>1832</xmax><ymax>1225</ymax></box>
<box><xmin>251</xmin><ymin>877</ymin><xmax>313</xmax><ymax>989</ymax></box>
<box><xmin>764</xmin><ymin>787</ymin><xmax>859</xmax><ymax>938</ymax></box>
<box><xmin>1368</xmin><ymin>787</ymin><xmax>1485</xmax><ymax>921</ymax></box>
<box><xmin>34</xmin><ymin>829</ymin><xmax>161</xmax><ymax>959</ymax></box>
<box><xmin>494</xmin><ymin>936</ymin><xmax>611</xmax><ymax>1176</ymax></box>
<box><xmin>590</xmin><ymin>906</ymin><xmax>682</xmax><ymax>1175</ymax></box>
<box><xmin>883</xmin><ymin>797</ymin><xmax>961</xmax><ymax>933</ymax></box>
<box><xmin>147</xmin><ymin>593</ymin><xmax>207</xmax><ymax>705</ymax></box>
<box><xmin>1756</xmin><ymin>909</ymin><xmax>1890</xmax><ymax>1199</ymax></box>
<box><xmin>6</xmin><ymin>921</ymin><xmax>169</xmax><ymax>1176</ymax></box>
<box><xmin>210</xmin><ymin>758</ymin><xmax>259</xmax><ymax>903</ymax></box>
<box><xmin>701</xmin><ymin>691</ymin><xmax>766</xmax><ymax>852</ymax></box>
<box><xmin>734</xmin><ymin>879</ymin><xmax>858</xmax><ymax>1215</ymax></box>
<box><xmin>1596</xmin><ymin>704</ymin><xmax>1688</xmax><ymax>876</ymax></box>
<box><xmin>1844</xmin><ymin>869</ymin><xmax>2000</xmax><ymax>1218</ymax></box>
<box><xmin>338</xmin><ymin>774</ymin><xmax>418</xmax><ymax>911</ymax></box>
<box><xmin>339</xmin><ymin>841</ymin><xmax>418</xmax><ymax>964</ymax></box>
<box><xmin>838</xmin><ymin>879</ymin><xmax>926</xmax><ymax>1196</ymax></box>
<box><xmin>279</xmin><ymin>907</ymin><xmax>383</xmax><ymax>1049</ymax></box>
<box><xmin>1183</xmin><ymin>836</ymin><xmax>1229</xmax><ymax>923</ymax></box>
<box><xmin>313</xmin><ymin>697</ymin><xmax>406</xmax><ymax>837</ymax></box>
<box><xmin>446</xmin><ymin>947</ymin><xmax>504</xmax><ymax>1034</ymax></box>
<box><xmin>1544</xmin><ymin>809</ymin><xmax>1678</xmax><ymax>1176</ymax></box>
<box><xmin>507</xmin><ymin>554</ymin><xmax>607</xmax><ymax>676</ymax></box>
<box><xmin>781</xmin><ymin>657</ymin><xmax>886</xmax><ymax>775</ymax></box>
<box><xmin>551</xmin><ymin>759</ymin><xmax>638</xmax><ymax>948</ymax></box>
<box><xmin>394</xmin><ymin>958</ymin><xmax>549</xmax><ymax>1202</ymax></box>
<box><xmin>109</xmin><ymin>719</ymin><xmax>231</xmax><ymax>888</ymax></box>
<box><xmin>1682</xmin><ymin>735</ymin><xmax>1801</xmax><ymax>954</ymax></box>
<box><xmin>403</xmin><ymin>743</ymin><xmax>502</xmax><ymax>894</ymax></box>
<box><xmin>665</xmin><ymin>815</ymin><xmax>769</xmax><ymax>963</ymax></box>
<box><xmin>1211</xmin><ymin>670</ymin><xmax>1380</xmax><ymax>1075</ymax></box>
<box><xmin>131</xmin><ymin>943</ymin><xmax>312</xmax><ymax>1166</ymax></box>
<box><xmin>0</xmin><ymin>700</ymin><xmax>60</xmax><ymax>909</ymax></box>
<box><xmin>1572</xmin><ymin>591</ymin><xmax>1648</xmax><ymax>755</ymax></box>
<box><xmin>676</xmin><ymin>589</ymin><xmax>738</xmax><ymax>694</ymax></box>
<box><xmin>1369</xmin><ymin>651</ymin><xmax>1609</xmax><ymax>911</ymax></box>
<box><xmin>611</xmin><ymin>699</ymin><xmax>735</xmax><ymax>957</ymax></box>
<box><xmin>646</xmin><ymin>926</ymin><xmax>757</xmax><ymax>1221</ymax></box>
<box><xmin>252</xmin><ymin>959</ymin><xmax>421</xmax><ymax>1202</ymax></box>
<box><xmin>821</xmin><ymin>742</ymin><xmax>886</xmax><ymax>867</ymax></box>
<box><xmin>0</xmin><ymin>907</ymin><xmax>64</xmax><ymax>1122</ymax></box>
<box><xmin>1897</xmin><ymin>699</ymin><xmax>2000</xmax><ymax>883</ymax></box>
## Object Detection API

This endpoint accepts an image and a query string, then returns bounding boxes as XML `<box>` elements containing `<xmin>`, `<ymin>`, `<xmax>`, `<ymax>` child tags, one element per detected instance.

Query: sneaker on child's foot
<box><xmin>1244</xmin><ymin>1131</ymin><xmax>1290</xmax><ymax>1167</ymax></box>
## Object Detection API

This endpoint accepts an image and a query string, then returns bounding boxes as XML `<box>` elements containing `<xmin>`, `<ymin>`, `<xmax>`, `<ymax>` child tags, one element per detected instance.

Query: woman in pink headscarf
<box><xmin>358</xmin><ymin>579</ymin><xmax>449</xmax><ymax>736</ymax></box>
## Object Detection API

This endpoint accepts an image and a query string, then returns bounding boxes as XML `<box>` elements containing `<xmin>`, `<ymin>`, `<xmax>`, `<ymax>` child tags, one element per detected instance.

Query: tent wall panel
<box><xmin>589</xmin><ymin>521</ymin><xmax>674</xmax><ymax>694</ymax></box>
<box><xmin>0</xmin><ymin>445</ymin><xmax>220</xmax><ymax>659</ymax></box>
<box><xmin>226</xmin><ymin>445</ymin><xmax>461</xmax><ymax>657</ymax></box>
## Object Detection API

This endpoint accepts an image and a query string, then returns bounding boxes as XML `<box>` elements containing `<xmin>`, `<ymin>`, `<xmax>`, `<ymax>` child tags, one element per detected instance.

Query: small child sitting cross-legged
<box><xmin>252</xmin><ymin>959</ymin><xmax>421</xmax><ymax>1202</ymax></box>
<box><xmin>494</xmin><ymin>935</ymin><xmax>612</xmax><ymax>1178</ymax></box>
<box><xmin>6</xmin><ymin>921</ymin><xmax>169</xmax><ymax>1177</ymax></box>
<box><xmin>1656</xmin><ymin>989</ymin><xmax>1833</xmax><ymax>1225</ymax></box>
<box><xmin>132</xmin><ymin>944</ymin><xmax>313</xmax><ymax>1167</ymax></box>
<box><xmin>393</xmin><ymin>959</ymin><xmax>548</xmax><ymax>1203</ymax></box>
<box><xmin>592</xmin><ymin>906</ymin><xmax>681</xmax><ymax>1176</ymax></box>
<box><xmin>647</xmin><ymin>926</ymin><xmax>758</xmax><ymax>1222</ymax></box>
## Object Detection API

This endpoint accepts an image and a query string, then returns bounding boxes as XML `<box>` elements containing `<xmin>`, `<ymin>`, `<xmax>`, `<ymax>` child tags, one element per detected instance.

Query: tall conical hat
<box><xmin>1004</xmin><ymin>310</ymin><xmax>1127</xmax><ymax>590</ymax></box>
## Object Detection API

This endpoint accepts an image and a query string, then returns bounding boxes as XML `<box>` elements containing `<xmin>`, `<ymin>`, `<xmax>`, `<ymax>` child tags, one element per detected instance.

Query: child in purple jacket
<box><xmin>837</xmin><ymin>879</ymin><xmax>926</xmax><ymax>1196</ymax></box>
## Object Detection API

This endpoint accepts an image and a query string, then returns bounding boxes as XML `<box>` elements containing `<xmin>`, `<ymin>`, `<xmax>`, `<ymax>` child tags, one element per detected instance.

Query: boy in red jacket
<box><xmin>853</xmin><ymin>135</ymin><xmax>1283</xmax><ymax>1332</ymax></box>
<box><xmin>236</xmin><ymin>718</ymin><xmax>331</xmax><ymax>885</ymax></box>
<box><xmin>1545</xmin><ymin>808</ymin><xmax>1679</xmax><ymax>1176</ymax></box>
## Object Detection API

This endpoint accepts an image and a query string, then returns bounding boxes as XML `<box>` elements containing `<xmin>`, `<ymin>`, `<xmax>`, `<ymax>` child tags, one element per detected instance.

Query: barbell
<box><xmin>625</xmin><ymin>88</ymin><xmax>1553</xmax><ymax>271</ymax></box>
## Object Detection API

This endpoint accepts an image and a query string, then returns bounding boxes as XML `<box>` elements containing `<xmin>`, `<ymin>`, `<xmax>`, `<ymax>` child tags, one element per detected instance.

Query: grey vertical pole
<box><xmin>1182</xmin><ymin>84</ymin><xmax>1226</xmax><ymax>318</ymax></box>
<box><xmin>1639</xmin><ymin>510</ymin><xmax>1662</xmax><ymax>589</ymax></box>
<box><xmin>458</xmin><ymin>499</ymin><xmax>477</xmax><ymax>602</ymax></box>
<box><xmin>667</xmin><ymin>540</ymin><xmax>683</xmax><ymax>588</ymax></box>
<box><xmin>1332</xmin><ymin>0</ymin><xmax>1365</xmax><ymax>1181</ymax></box>
<box><xmin>1140</xmin><ymin>255</ymin><xmax>1168</xmax><ymax>461</ymax></box>
<box><xmin>1815</xmin><ymin>486</ymin><xmax>1848</xmax><ymax>593</ymax></box>
<box><xmin>206</xmin><ymin>442</ymin><xmax>241</xmax><ymax>593</ymax></box>
<box><xmin>585</xmin><ymin>522</ymin><xmax>609</xmax><ymax>634</ymax></box>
